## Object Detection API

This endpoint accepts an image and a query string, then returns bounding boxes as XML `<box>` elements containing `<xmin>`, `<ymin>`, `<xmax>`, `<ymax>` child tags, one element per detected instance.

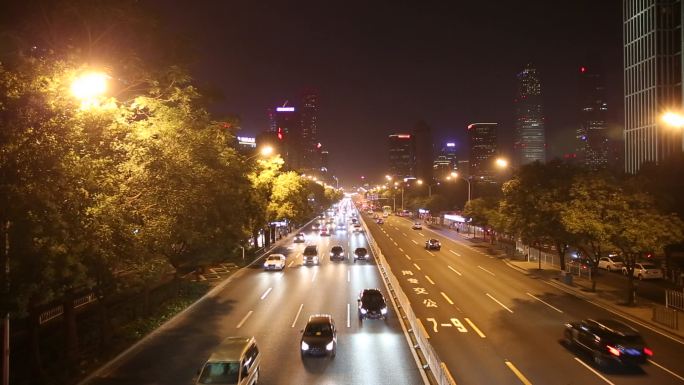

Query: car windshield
<box><xmin>198</xmin><ymin>361</ymin><xmax>240</xmax><ymax>384</ymax></box>
<box><xmin>362</xmin><ymin>292</ymin><xmax>385</xmax><ymax>307</ymax></box>
<box><xmin>355</xmin><ymin>248</ymin><xmax>367</xmax><ymax>255</ymax></box>
<box><xmin>267</xmin><ymin>256</ymin><xmax>280</xmax><ymax>261</ymax></box>
<box><xmin>304</xmin><ymin>322</ymin><xmax>333</xmax><ymax>337</ymax></box>
<box><xmin>332</xmin><ymin>247</ymin><xmax>342</xmax><ymax>253</ymax></box>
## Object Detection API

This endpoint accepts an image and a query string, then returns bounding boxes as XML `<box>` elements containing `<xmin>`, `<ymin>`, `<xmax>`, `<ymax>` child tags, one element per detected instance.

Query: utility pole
<box><xmin>3</xmin><ymin>220</ymin><xmax>10</xmax><ymax>385</ymax></box>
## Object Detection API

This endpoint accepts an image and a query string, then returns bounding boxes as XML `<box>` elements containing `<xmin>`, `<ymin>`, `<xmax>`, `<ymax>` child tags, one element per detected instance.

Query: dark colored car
<box><xmin>564</xmin><ymin>319</ymin><xmax>652</xmax><ymax>367</ymax></box>
<box><xmin>353</xmin><ymin>247</ymin><xmax>369</xmax><ymax>262</ymax></box>
<box><xmin>358</xmin><ymin>289</ymin><xmax>388</xmax><ymax>320</ymax></box>
<box><xmin>293</xmin><ymin>233</ymin><xmax>306</xmax><ymax>243</ymax></box>
<box><xmin>330</xmin><ymin>245</ymin><xmax>346</xmax><ymax>261</ymax></box>
<box><xmin>425</xmin><ymin>239</ymin><xmax>441</xmax><ymax>250</ymax></box>
<box><xmin>300</xmin><ymin>314</ymin><xmax>337</xmax><ymax>357</ymax></box>
<box><xmin>376</xmin><ymin>218</ymin><xmax>384</xmax><ymax>224</ymax></box>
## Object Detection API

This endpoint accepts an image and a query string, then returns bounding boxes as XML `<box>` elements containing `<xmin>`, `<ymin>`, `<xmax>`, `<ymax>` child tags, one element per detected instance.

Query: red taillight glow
<box><xmin>644</xmin><ymin>347</ymin><xmax>653</xmax><ymax>356</ymax></box>
<box><xmin>607</xmin><ymin>345</ymin><xmax>620</xmax><ymax>357</ymax></box>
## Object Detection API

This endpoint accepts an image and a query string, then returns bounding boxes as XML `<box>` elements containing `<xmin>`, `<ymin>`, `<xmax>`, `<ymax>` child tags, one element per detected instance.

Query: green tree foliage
<box><xmin>268</xmin><ymin>172</ymin><xmax>310</xmax><ymax>224</ymax></box>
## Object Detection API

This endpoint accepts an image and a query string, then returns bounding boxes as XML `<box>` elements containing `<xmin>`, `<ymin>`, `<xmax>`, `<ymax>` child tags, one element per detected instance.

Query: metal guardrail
<box><xmin>653</xmin><ymin>305</ymin><xmax>679</xmax><ymax>329</ymax></box>
<box><xmin>360</xmin><ymin>215</ymin><xmax>457</xmax><ymax>385</ymax></box>
<box><xmin>39</xmin><ymin>292</ymin><xmax>98</xmax><ymax>324</ymax></box>
<box><xmin>665</xmin><ymin>289</ymin><xmax>684</xmax><ymax>311</ymax></box>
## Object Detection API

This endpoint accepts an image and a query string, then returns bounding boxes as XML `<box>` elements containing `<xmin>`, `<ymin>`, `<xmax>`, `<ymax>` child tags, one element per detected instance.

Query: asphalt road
<box><xmin>363</xmin><ymin>211</ymin><xmax>684</xmax><ymax>385</ymax></box>
<box><xmin>81</xmin><ymin>201</ymin><xmax>423</xmax><ymax>385</ymax></box>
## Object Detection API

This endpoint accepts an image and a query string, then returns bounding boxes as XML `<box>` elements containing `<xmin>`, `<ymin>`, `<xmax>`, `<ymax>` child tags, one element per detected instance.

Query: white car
<box><xmin>263</xmin><ymin>254</ymin><xmax>286</xmax><ymax>270</ymax></box>
<box><xmin>352</xmin><ymin>224</ymin><xmax>363</xmax><ymax>233</ymax></box>
<box><xmin>598</xmin><ymin>256</ymin><xmax>624</xmax><ymax>272</ymax></box>
<box><xmin>623</xmin><ymin>263</ymin><xmax>663</xmax><ymax>280</ymax></box>
<box><xmin>411</xmin><ymin>222</ymin><xmax>422</xmax><ymax>230</ymax></box>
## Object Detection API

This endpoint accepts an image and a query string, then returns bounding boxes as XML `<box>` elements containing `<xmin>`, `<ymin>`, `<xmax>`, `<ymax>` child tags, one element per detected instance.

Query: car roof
<box><xmin>207</xmin><ymin>336</ymin><xmax>254</xmax><ymax>362</ymax></box>
<box><xmin>586</xmin><ymin>319</ymin><xmax>639</xmax><ymax>336</ymax></box>
<box><xmin>268</xmin><ymin>253</ymin><xmax>285</xmax><ymax>258</ymax></box>
<box><xmin>307</xmin><ymin>314</ymin><xmax>333</xmax><ymax>324</ymax></box>
<box><xmin>361</xmin><ymin>288</ymin><xmax>382</xmax><ymax>295</ymax></box>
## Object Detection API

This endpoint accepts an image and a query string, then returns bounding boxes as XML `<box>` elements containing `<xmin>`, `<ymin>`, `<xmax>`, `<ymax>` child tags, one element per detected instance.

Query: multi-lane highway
<box><xmin>81</xmin><ymin>199</ymin><xmax>424</xmax><ymax>385</ymax></box>
<box><xmin>363</xmin><ymin>210</ymin><xmax>684</xmax><ymax>385</ymax></box>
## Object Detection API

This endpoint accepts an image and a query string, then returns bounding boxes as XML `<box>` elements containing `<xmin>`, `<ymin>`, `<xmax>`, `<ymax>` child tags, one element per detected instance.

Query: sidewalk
<box><xmin>422</xmin><ymin>220</ymin><xmax>684</xmax><ymax>341</ymax></box>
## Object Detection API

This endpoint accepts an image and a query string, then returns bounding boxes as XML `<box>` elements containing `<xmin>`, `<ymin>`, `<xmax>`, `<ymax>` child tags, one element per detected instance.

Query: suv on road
<box><xmin>425</xmin><ymin>239</ymin><xmax>441</xmax><ymax>250</ymax></box>
<box><xmin>196</xmin><ymin>336</ymin><xmax>261</xmax><ymax>385</ymax></box>
<box><xmin>353</xmin><ymin>247</ymin><xmax>369</xmax><ymax>262</ymax></box>
<box><xmin>303</xmin><ymin>245</ymin><xmax>320</xmax><ymax>266</ymax></box>
<box><xmin>300</xmin><ymin>314</ymin><xmax>337</xmax><ymax>358</ymax></box>
<box><xmin>330</xmin><ymin>245</ymin><xmax>346</xmax><ymax>261</ymax></box>
<box><xmin>358</xmin><ymin>289</ymin><xmax>388</xmax><ymax>320</ymax></box>
<box><xmin>563</xmin><ymin>319</ymin><xmax>652</xmax><ymax>367</ymax></box>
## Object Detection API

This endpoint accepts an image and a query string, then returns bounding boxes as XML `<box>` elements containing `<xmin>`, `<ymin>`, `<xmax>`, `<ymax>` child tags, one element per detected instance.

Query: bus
<box><xmin>382</xmin><ymin>205</ymin><xmax>392</xmax><ymax>217</ymax></box>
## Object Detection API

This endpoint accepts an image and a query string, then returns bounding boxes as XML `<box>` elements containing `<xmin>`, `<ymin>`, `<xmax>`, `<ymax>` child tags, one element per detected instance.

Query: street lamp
<box><xmin>495</xmin><ymin>157</ymin><xmax>509</xmax><ymax>169</ymax></box>
<box><xmin>662</xmin><ymin>111</ymin><xmax>684</xmax><ymax>129</ymax></box>
<box><xmin>245</xmin><ymin>145</ymin><xmax>274</xmax><ymax>161</ymax></box>
<box><xmin>452</xmin><ymin>172</ymin><xmax>471</xmax><ymax>205</ymax></box>
<box><xmin>71</xmin><ymin>71</ymin><xmax>109</xmax><ymax>108</ymax></box>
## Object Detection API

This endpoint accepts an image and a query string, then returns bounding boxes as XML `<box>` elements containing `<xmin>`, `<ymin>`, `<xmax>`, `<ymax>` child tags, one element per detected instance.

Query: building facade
<box><xmin>514</xmin><ymin>63</ymin><xmax>546</xmax><ymax>166</ymax></box>
<box><xmin>274</xmin><ymin>104</ymin><xmax>302</xmax><ymax>170</ymax></box>
<box><xmin>577</xmin><ymin>64</ymin><xmax>610</xmax><ymax>170</ymax></box>
<box><xmin>388</xmin><ymin>134</ymin><xmax>415</xmax><ymax>180</ymax></box>
<box><xmin>300</xmin><ymin>90</ymin><xmax>320</xmax><ymax>172</ymax></box>
<box><xmin>433</xmin><ymin>142</ymin><xmax>458</xmax><ymax>179</ymax></box>
<box><xmin>624</xmin><ymin>0</ymin><xmax>683</xmax><ymax>173</ymax></box>
<box><xmin>468</xmin><ymin>123</ymin><xmax>498</xmax><ymax>183</ymax></box>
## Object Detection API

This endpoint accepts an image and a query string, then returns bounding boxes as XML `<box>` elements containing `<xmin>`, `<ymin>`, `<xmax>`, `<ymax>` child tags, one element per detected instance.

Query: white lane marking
<box><xmin>411</xmin><ymin>239</ymin><xmax>418</xmax><ymax>245</ymax></box>
<box><xmin>311</xmin><ymin>270</ymin><xmax>318</xmax><ymax>282</ymax></box>
<box><xmin>291</xmin><ymin>304</ymin><xmax>303</xmax><ymax>328</ymax></box>
<box><xmin>287</xmin><ymin>260</ymin><xmax>294</xmax><ymax>267</ymax></box>
<box><xmin>402</xmin><ymin>232</ymin><xmax>407</xmax><ymax>236</ymax></box>
<box><xmin>425</xmin><ymin>275</ymin><xmax>435</xmax><ymax>285</ymax></box>
<box><xmin>505</xmin><ymin>361</ymin><xmax>533</xmax><ymax>385</ymax></box>
<box><xmin>388</xmin><ymin>237</ymin><xmax>393</xmax><ymax>241</ymax></box>
<box><xmin>260</xmin><ymin>287</ymin><xmax>272</xmax><ymax>300</ymax></box>
<box><xmin>413</xmin><ymin>263</ymin><xmax>422</xmax><ymax>271</ymax></box>
<box><xmin>347</xmin><ymin>269</ymin><xmax>350</xmax><ymax>282</ymax></box>
<box><xmin>464</xmin><ymin>318</ymin><xmax>486</xmax><ymax>338</ymax></box>
<box><xmin>427</xmin><ymin>251</ymin><xmax>435</xmax><ymax>256</ymax></box>
<box><xmin>418</xmin><ymin>232</ymin><xmax>425</xmax><ymax>237</ymax></box>
<box><xmin>441</xmin><ymin>292</ymin><xmax>454</xmax><ymax>305</ymax></box>
<box><xmin>649</xmin><ymin>359</ymin><xmax>684</xmax><ymax>381</ymax></box>
<box><xmin>399</xmin><ymin>247</ymin><xmax>404</xmax><ymax>252</ymax></box>
<box><xmin>478</xmin><ymin>265</ymin><xmax>496</xmax><ymax>276</ymax></box>
<box><xmin>394</xmin><ymin>241</ymin><xmax>398</xmax><ymax>246</ymax></box>
<box><xmin>447</xmin><ymin>265</ymin><xmax>462</xmax><ymax>276</ymax></box>
<box><xmin>405</xmin><ymin>254</ymin><xmax>412</xmax><ymax>260</ymax></box>
<box><xmin>236</xmin><ymin>310</ymin><xmax>253</xmax><ymax>328</ymax></box>
<box><xmin>486</xmin><ymin>293</ymin><xmax>513</xmax><ymax>313</ymax></box>
<box><xmin>573</xmin><ymin>357</ymin><xmax>615</xmax><ymax>384</ymax></box>
<box><xmin>347</xmin><ymin>303</ymin><xmax>351</xmax><ymax>328</ymax></box>
<box><xmin>526</xmin><ymin>292</ymin><xmax>563</xmax><ymax>313</ymax></box>
<box><xmin>450</xmin><ymin>250</ymin><xmax>461</xmax><ymax>256</ymax></box>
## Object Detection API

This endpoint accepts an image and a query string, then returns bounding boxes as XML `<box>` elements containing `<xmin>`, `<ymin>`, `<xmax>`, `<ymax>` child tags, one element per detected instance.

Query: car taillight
<box><xmin>607</xmin><ymin>345</ymin><xmax>620</xmax><ymax>357</ymax></box>
<box><xmin>643</xmin><ymin>347</ymin><xmax>653</xmax><ymax>356</ymax></box>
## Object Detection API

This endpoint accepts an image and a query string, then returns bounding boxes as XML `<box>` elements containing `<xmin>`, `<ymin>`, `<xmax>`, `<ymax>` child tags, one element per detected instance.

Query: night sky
<box><xmin>154</xmin><ymin>1</ymin><xmax>623</xmax><ymax>186</ymax></box>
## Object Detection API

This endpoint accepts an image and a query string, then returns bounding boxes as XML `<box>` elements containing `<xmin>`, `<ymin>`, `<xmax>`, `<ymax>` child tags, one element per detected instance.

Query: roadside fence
<box><xmin>665</xmin><ymin>289</ymin><xmax>684</xmax><ymax>311</ymax></box>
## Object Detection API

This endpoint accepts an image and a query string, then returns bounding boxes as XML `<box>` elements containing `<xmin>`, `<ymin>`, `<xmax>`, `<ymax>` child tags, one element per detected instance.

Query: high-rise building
<box><xmin>433</xmin><ymin>142</ymin><xmax>458</xmax><ymax>179</ymax></box>
<box><xmin>413</xmin><ymin>121</ymin><xmax>434</xmax><ymax>182</ymax></box>
<box><xmin>300</xmin><ymin>90</ymin><xmax>320</xmax><ymax>171</ymax></box>
<box><xmin>514</xmin><ymin>63</ymin><xmax>546</xmax><ymax>166</ymax></box>
<box><xmin>577</xmin><ymin>63</ymin><xmax>610</xmax><ymax>170</ymax></box>
<box><xmin>388</xmin><ymin>134</ymin><xmax>415</xmax><ymax>180</ymax></box>
<box><xmin>274</xmin><ymin>103</ymin><xmax>302</xmax><ymax>170</ymax></box>
<box><xmin>468</xmin><ymin>123</ymin><xmax>498</xmax><ymax>183</ymax></box>
<box><xmin>623</xmin><ymin>0</ymin><xmax>683</xmax><ymax>173</ymax></box>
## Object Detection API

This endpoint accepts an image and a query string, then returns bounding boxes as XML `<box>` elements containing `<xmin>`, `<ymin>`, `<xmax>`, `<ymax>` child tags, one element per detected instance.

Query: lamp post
<box><xmin>450</xmin><ymin>172</ymin><xmax>471</xmax><ymax>204</ymax></box>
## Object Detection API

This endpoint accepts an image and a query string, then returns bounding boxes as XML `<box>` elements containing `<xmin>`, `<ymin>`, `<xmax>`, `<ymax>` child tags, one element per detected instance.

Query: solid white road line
<box><xmin>649</xmin><ymin>360</ymin><xmax>684</xmax><ymax>381</ymax></box>
<box><xmin>311</xmin><ymin>270</ymin><xmax>318</xmax><ymax>282</ymax></box>
<box><xmin>464</xmin><ymin>318</ymin><xmax>486</xmax><ymax>338</ymax></box>
<box><xmin>447</xmin><ymin>265</ymin><xmax>462</xmax><ymax>276</ymax></box>
<box><xmin>573</xmin><ymin>357</ymin><xmax>615</xmax><ymax>385</ymax></box>
<box><xmin>347</xmin><ymin>303</ymin><xmax>351</xmax><ymax>328</ymax></box>
<box><xmin>347</xmin><ymin>269</ymin><xmax>351</xmax><ymax>282</ymax></box>
<box><xmin>478</xmin><ymin>265</ymin><xmax>496</xmax><ymax>276</ymax></box>
<box><xmin>505</xmin><ymin>361</ymin><xmax>533</xmax><ymax>385</ymax></box>
<box><xmin>412</xmin><ymin>239</ymin><xmax>418</xmax><ymax>245</ymax></box>
<box><xmin>413</xmin><ymin>263</ymin><xmax>422</xmax><ymax>271</ymax></box>
<box><xmin>486</xmin><ymin>293</ymin><xmax>513</xmax><ymax>313</ymax></box>
<box><xmin>526</xmin><ymin>292</ymin><xmax>563</xmax><ymax>313</ymax></box>
<box><xmin>260</xmin><ymin>287</ymin><xmax>272</xmax><ymax>300</ymax></box>
<box><xmin>236</xmin><ymin>310</ymin><xmax>253</xmax><ymax>328</ymax></box>
<box><xmin>441</xmin><ymin>292</ymin><xmax>454</xmax><ymax>305</ymax></box>
<box><xmin>425</xmin><ymin>275</ymin><xmax>435</xmax><ymax>285</ymax></box>
<box><xmin>449</xmin><ymin>250</ymin><xmax>461</xmax><ymax>256</ymax></box>
<box><xmin>291</xmin><ymin>304</ymin><xmax>303</xmax><ymax>328</ymax></box>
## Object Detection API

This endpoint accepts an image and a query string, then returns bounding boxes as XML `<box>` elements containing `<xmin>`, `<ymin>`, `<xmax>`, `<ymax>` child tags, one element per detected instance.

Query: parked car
<box><xmin>358</xmin><ymin>289</ymin><xmax>388</xmax><ymax>320</ymax></box>
<box><xmin>623</xmin><ymin>263</ymin><xmax>663</xmax><ymax>280</ymax></box>
<box><xmin>354</xmin><ymin>247</ymin><xmax>369</xmax><ymax>262</ymax></box>
<box><xmin>263</xmin><ymin>254</ymin><xmax>286</xmax><ymax>271</ymax></box>
<box><xmin>425</xmin><ymin>239</ymin><xmax>441</xmax><ymax>250</ymax></box>
<box><xmin>300</xmin><ymin>314</ymin><xmax>337</xmax><ymax>358</ymax></box>
<box><xmin>303</xmin><ymin>245</ymin><xmax>320</xmax><ymax>265</ymax></box>
<box><xmin>567</xmin><ymin>257</ymin><xmax>592</xmax><ymax>270</ymax></box>
<box><xmin>329</xmin><ymin>245</ymin><xmax>346</xmax><ymax>261</ymax></box>
<box><xmin>376</xmin><ymin>218</ymin><xmax>384</xmax><ymax>224</ymax></box>
<box><xmin>563</xmin><ymin>319</ymin><xmax>652</xmax><ymax>367</ymax></box>
<box><xmin>411</xmin><ymin>222</ymin><xmax>422</xmax><ymax>230</ymax></box>
<box><xmin>598</xmin><ymin>256</ymin><xmax>624</xmax><ymax>272</ymax></box>
<box><xmin>196</xmin><ymin>336</ymin><xmax>261</xmax><ymax>385</ymax></box>
<box><xmin>293</xmin><ymin>233</ymin><xmax>306</xmax><ymax>243</ymax></box>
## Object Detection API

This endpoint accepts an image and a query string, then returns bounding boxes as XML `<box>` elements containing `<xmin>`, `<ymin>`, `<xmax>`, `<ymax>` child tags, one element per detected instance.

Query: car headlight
<box><xmin>301</xmin><ymin>341</ymin><xmax>309</xmax><ymax>351</ymax></box>
<box><xmin>381</xmin><ymin>307</ymin><xmax>388</xmax><ymax>315</ymax></box>
<box><xmin>326</xmin><ymin>341</ymin><xmax>334</xmax><ymax>351</ymax></box>
<box><xmin>330</xmin><ymin>252</ymin><xmax>334</xmax><ymax>256</ymax></box>
<box><xmin>264</xmin><ymin>263</ymin><xmax>268</xmax><ymax>267</ymax></box>
<box><xmin>360</xmin><ymin>308</ymin><xmax>367</xmax><ymax>314</ymax></box>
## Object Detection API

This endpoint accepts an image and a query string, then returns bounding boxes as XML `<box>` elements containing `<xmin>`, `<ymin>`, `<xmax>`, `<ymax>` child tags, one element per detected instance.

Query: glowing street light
<box><xmin>259</xmin><ymin>145</ymin><xmax>274</xmax><ymax>157</ymax></box>
<box><xmin>662</xmin><ymin>111</ymin><xmax>684</xmax><ymax>129</ymax></box>
<box><xmin>416</xmin><ymin>179</ymin><xmax>424</xmax><ymax>185</ymax></box>
<box><xmin>385</xmin><ymin>175</ymin><xmax>393</xmax><ymax>181</ymax></box>
<box><xmin>495</xmin><ymin>157</ymin><xmax>509</xmax><ymax>169</ymax></box>
<box><xmin>71</xmin><ymin>71</ymin><xmax>109</xmax><ymax>107</ymax></box>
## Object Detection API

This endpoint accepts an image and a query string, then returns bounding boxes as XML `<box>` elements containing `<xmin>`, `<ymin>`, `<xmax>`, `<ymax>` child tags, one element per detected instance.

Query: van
<box><xmin>196</xmin><ymin>336</ymin><xmax>261</xmax><ymax>385</ymax></box>
<box><xmin>303</xmin><ymin>245</ymin><xmax>320</xmax><ymax>265</ymax></box>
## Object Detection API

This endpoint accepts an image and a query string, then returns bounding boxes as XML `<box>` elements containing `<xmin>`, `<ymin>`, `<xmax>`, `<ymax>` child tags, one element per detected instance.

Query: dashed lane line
<box><xmin>526</xmin><ymin>292</ymin><xmax>563</xmax><ymax>313</ymax></box>
<box><xmin>478</xmin><ymin>265</ymin><xmax>496</xmax><ymax>276</ymax></box>
<box><xmin>441</xmin><ymin>292</ymin><xmax>454</xmax><ymax>305</ymax></box>
<box><xmin>412</xmin><ymin>239</ymin><xmax>419</xmax><ymax>245</ymax></box>
<box><xmin>236</xmin><ymin>310</ymin><xmax>253</xmax><ymax>328</ymax></box>
<box><xmin>260</xmin><ymin>287</ymin><xmax>272</xmax><ymax>300</ymax></box>
<box><xmin>486</xmin><ymin>293</ymin><xmax>513</xmax><ymax>313</ymax></box>
<box><xmin>425</xmin><ymin>275</ymin><xmax>435</xmax><ymax>285</ymax></box>
<box><xmin>447</xmin><ymin>265</ymin><xmax>462</xmax><ymax>276</ymax></box>
<box><xmin>413</xmin><ymin>263</ymin><xmax>422</xmax><ymax>271</ymax></box>
<box><xmin>291</xmin><ymin>304</ymin><xmax>303</xmax><ymax>328</ymax></box>
<box><xmin>449</xmin><ymin>250</ymin><xmax>461</xmax><ymax>256</ymax></box>
<box><xmin>505</xmin><ymin>361</ymin><xmax>533</xmax><ymax>385</ymax></box>
<box><xmin>464</xmin><ymin>318</ymin><xmax>486</xmax><ymax>338</ymax></box>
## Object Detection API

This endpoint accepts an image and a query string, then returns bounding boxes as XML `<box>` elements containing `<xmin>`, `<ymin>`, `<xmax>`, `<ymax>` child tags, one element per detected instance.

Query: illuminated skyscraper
<box><xmin>623</xmin><ymin>0</ymin><xmax>683</xmax><ymax>173</ymax></box>
<box><xmin>274</xmin><ymin>103</ymin><xmax>302</xmax><ymax>169</ymax></box>
<box><xmin>514</xmin><ymin>63</ymin><xmax>546</xmax><ymax>166</ymax></box>
<box><xmin>388</xmin><ymin>134</ymin><xmax>415</xmax><ymax>180</ymax></box>
<box><xmin>300</xmin><ymin>90</ymin><xmax>320</xmax><ymax>171</ymax></box>
<box><xmin>433</xmin><ymin>142</ymin><xmax>458</xmax><ymax>179</ymax></box>
<box><xmin>577</xmin><ymin>63</ymin><xmax>609</xmax><ymax>170</ymax></box>
<box><xmin>468</xmin><ymin>123</ymin><xmax>498</xmax><ymax>183</ymax></box>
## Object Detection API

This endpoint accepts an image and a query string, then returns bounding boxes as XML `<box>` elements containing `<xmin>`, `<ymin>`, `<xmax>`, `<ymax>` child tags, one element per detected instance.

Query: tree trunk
<box><xmin>626</xmin><ymin>275</ymin><xmax>635</xmax><ymax>305</ymax></box>
<box><xmin>62</xmin><ymin>290</ymin><xmax>79</xmax><ymax>375</ymax></box>
<box><xmin>27</xmin><ymin>296</ymin><xmax>48</xmax><ymax>385</ymax></box>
